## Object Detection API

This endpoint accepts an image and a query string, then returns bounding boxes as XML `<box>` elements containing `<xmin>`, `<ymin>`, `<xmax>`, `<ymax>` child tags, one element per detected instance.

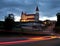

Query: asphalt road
<box><xmin>6</xmin><ymin>38</ymin><xmax>60</xmax><ymax>46</ymax></box>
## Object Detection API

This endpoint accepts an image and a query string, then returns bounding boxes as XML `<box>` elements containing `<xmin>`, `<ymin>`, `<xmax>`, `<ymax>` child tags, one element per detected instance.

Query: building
<box><xmin>20</xmin><ymin>6</ymin><xmax>46</xmax><ymax>31</ymax></box>
<box><xmin>20</xmin><ymin>6</ymin><xmax>41</xmax><ymax>30</ymax></box>
<box><xmin>20</xmin><ymin>6</ymin><xmax>39</xmax><ymax>22</ymax></box>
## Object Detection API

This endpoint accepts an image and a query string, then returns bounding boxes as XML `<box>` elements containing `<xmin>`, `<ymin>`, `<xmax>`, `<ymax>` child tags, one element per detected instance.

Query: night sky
<box><xmin>0</xmin><ymin>0</ymin><xmax>60</xmax><ymax>21</ymax></box>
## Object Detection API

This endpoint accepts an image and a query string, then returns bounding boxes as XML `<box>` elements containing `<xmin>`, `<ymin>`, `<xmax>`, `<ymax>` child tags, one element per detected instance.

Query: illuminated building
<box><xmin>20</xmin><ymin>6</ymin><xmax>39</xmax><ymax>22</ymax></box>
<box><xmin>20</xmin><ymin>6</ymin><xmax>45</xmax><ymax>31</ymax></box>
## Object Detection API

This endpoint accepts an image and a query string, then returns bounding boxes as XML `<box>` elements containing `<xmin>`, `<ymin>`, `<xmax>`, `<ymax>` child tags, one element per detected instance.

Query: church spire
<box><xmin>21</xmin><ymin>11</ymin><xmax>23</xmax><ymax>15</ymax></box>
<box><xmin>36</xmin><ymin>6</ymin><xmax>39</xmax><ymax>11</ymax></box>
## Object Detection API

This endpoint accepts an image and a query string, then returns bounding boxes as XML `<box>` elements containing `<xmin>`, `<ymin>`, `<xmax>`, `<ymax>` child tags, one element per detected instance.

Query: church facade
<box><xmin>20</xmin><ymin>6</ymin><xmax>45</xmax><ymax>31</ymax></box>
<box><xmin>20</xmin><ymin>6</ymin><xmax>39</xmax><ymax>22</ymax></box>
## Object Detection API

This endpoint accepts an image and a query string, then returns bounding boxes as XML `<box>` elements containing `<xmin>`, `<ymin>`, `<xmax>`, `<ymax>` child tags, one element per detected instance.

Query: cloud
<box><xmin>38</xmin><ymin>0</ymin><xmax>60</xmax><ymax>17</ymax></box>
<box><xmin>15</xmin><ymin>16</ymin><xmax>20</xmax><ymax>22</ymax></box>
<box><xmin>40</xmin><ymin>16</ymin><xmax>57</xmax><ymax>21</ymax></box>
<box><xmin>0</xmin><ymin>0</ymin><xmax>60</xmax><ymax>21</ymax></box>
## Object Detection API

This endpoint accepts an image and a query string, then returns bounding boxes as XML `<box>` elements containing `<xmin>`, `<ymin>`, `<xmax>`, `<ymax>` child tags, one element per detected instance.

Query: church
<box><xmin>20</xmin><ymin>6</ymin><xmax>45</xmax><ymax>31</ymax></box>
<box><xmin>20</xmin><ymin>6</ymin><xmax>39</xmax><ymax>22</ymax></box>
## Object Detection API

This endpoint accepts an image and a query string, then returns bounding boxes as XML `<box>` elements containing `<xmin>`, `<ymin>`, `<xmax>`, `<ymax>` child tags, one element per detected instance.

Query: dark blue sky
<box><xmin>0</xmin><ymin>0</ymin><xmax>60</xmax><ymax>21</ymax></box>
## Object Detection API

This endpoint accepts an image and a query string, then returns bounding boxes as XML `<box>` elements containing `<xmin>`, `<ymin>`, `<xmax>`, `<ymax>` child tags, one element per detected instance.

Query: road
<box><xmin>0</xmin><ymin>36</ymin><xmax>60</xmax><ymax>46</ymax></box>
<box><xmin>0</xmin><ymin>23</ymin><xmax>59</xmax><ymax>46</ymax></box>
<box><xmin>8</xmin><ymin>38</ymin><xmax>60</xmax><ymax>46</ymax></box>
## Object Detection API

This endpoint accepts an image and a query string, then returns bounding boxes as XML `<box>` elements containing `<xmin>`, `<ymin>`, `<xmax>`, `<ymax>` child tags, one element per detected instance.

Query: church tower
<box><xmin>35</xmin><ymin>6</ymin><xmax>39</xmax><ymax>22</ymax></box>
<box><xmin>20</xmin><ymin>11</ymin><xmax>26</xmax><ymax>22</ymax></box>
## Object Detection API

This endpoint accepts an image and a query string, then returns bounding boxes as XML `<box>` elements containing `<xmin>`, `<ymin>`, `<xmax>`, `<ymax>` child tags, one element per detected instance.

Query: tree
<box><xmin>4</xmin><ymin>14</ymin><xmax>15</xmax><ymax>31</ymax></box>
<box><xmin>53</xmin><ymin>13</ymin><xmax>60</xmax><ymax>34</ymax></box>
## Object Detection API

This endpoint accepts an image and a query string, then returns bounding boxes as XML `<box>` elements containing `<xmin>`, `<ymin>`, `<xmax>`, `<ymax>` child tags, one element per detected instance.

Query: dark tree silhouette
<box><xmin>4</xmin><ymin>14</ymin><xmax>15</xmax><ymax>31</ymax></box>
<box><xmin>54</xmin><ymin>13</ymin><xmax>60</xmax><ymax>33</ymax></box>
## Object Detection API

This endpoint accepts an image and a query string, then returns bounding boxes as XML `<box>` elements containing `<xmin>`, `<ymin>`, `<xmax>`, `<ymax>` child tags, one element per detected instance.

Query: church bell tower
<box><xmin>35</xmin><ymin>6</ymin><xmax>39</xmax><ymax>22</ymax></box>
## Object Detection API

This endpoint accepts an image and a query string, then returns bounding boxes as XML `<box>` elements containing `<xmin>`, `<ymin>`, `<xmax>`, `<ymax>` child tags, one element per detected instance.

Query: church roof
<box><xmin>26</xmin><ymin>14</ymin><xmax>35</xmax><ymax>16</ymax></box>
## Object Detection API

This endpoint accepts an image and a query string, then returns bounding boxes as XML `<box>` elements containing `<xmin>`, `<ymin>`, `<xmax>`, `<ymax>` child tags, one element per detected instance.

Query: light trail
<box><xmin>0</xmin><ymin>36</ymin><xmax>59</xmax><ymax>45</ymax></box>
